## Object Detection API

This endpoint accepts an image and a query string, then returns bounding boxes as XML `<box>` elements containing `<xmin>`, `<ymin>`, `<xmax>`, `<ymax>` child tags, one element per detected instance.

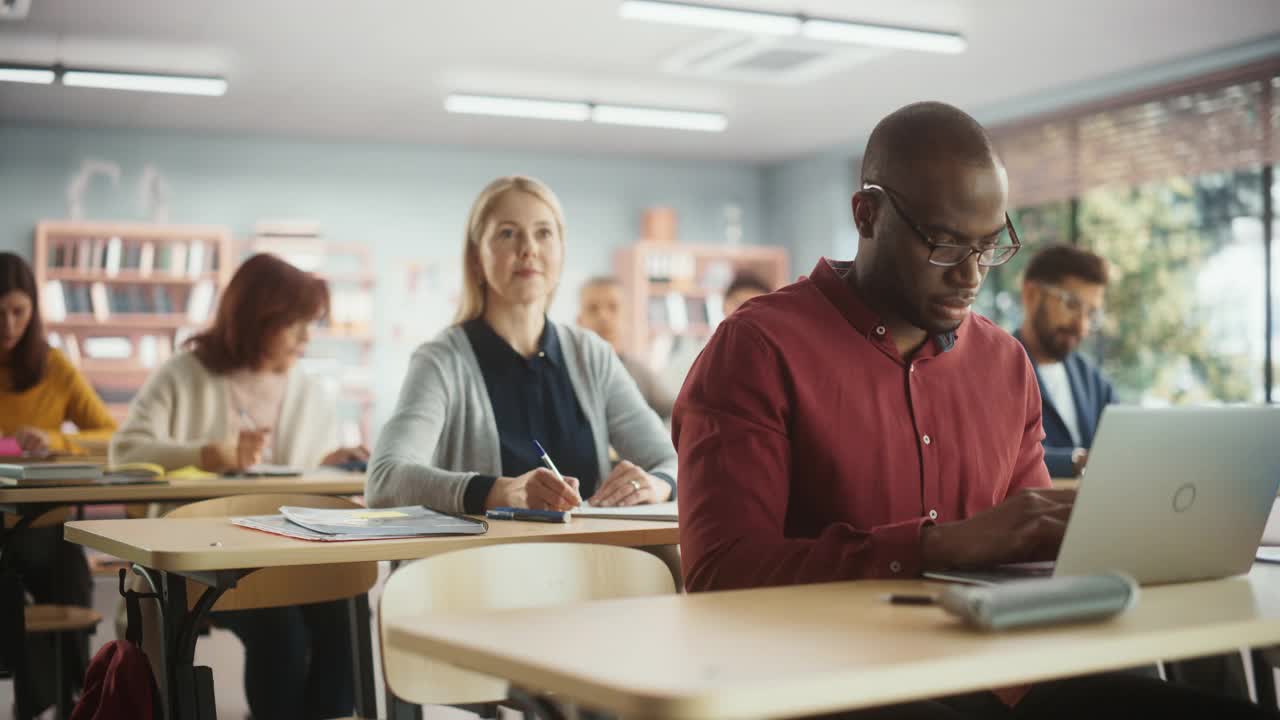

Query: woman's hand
<box><xmin>588</xmin><ymin>461</ymin><xmax>671</xmax><ymax>507</ymax></box>
<box><xmin>321</xmin><ymin>445</ymin><xmax>370</xmax><ymax>467</ymax></box>
<box><xmin>14</xmin><ymin>426</ymin><xmax>51</xmax><ymax>456</ymax></box>
<box><xmin>485</xmin><ymin>468</ymin><xmax>581</xmax><ymax>511</ymax></box>
<box><xmin>200</xmin><ymin>429</ymin><xmax>270</xmax><ymax>472</ymax></box>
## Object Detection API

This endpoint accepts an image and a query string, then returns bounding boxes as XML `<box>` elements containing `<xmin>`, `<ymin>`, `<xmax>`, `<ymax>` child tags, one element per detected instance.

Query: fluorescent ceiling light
<box><xmin>62</xmin><ymin>70</ymin><xmax>227</xmax><ymax>96</ymax></box>
<box><xmin>801</xmin><ymin>19</ymin><xmax>966</xmax><ymax>54</ymax></box>
<box><xmin>619</xmin><ymin>0</ymin><xmax>798</xmax><ymax>35</ymax></box>
<box><xmin>619</xmin><ymin>0</ymin><xmax>965</xmax><ymax>54</ymax></box>
<box><xmin>0</xmin><ymin>67</ymin><xmax>55</xmax><ymax>84</ymax></box>
<box><xmin>445</xmin><ymin>94</ymin><xmax>590</xmax><ymax>122</ymax></box>
<box><xmin>592</xmin><ymin>104</ymin><xmax>727</xmax><ymax>132</ymax></box>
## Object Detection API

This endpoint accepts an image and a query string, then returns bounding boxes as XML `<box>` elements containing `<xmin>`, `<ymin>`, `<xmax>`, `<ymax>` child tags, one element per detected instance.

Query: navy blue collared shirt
<box><xmin>461</xmin><ymin>318</ymin><xmax>601</xmax><ymax>512</ymax></box>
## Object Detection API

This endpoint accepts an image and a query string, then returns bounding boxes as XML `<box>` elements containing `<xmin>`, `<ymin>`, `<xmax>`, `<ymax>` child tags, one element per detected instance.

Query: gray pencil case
<box><xmin>939</xmin><ymin>573</ymin><xmax>1139</xmax><ymax>631</ymax></box>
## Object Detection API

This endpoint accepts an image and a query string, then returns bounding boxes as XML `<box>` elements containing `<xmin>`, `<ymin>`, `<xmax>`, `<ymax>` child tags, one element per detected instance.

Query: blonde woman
<box><xmin>369</xmin><ymin>176</ymin><xmax>676</xmax><ymax>513</ymax></box>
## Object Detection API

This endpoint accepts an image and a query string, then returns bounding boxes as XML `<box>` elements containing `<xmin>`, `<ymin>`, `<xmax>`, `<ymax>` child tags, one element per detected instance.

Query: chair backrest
<box><xmin>165</xmin><ymin>493</ymin><xmax>378</xmax><ymax>612</ymax></box>
<box><xmin>4</xmin><ymin>506</ymin><xmax>73</xmax><ymax>529</ymax></box>
<box><xmin>379</xmin><ymin>542</ymin><xmax>676</xmax><ymax>706</ymax></box>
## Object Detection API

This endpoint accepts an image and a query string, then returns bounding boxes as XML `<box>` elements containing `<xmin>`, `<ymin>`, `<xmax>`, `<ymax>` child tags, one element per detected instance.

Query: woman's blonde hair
<box><xmin>454</xmin><ymin>175</ymin><xmax>567</xmax><ymax>325</ymax></box>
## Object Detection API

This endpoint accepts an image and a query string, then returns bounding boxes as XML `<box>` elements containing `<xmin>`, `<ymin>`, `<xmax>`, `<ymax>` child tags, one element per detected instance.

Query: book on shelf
<box><xmin>89</xmin><ymin>282</ymin><xmax>110</xmax><ymax>322</ymax></box>
<box><xmin>187</xmin><ymin>278</ymin><xmax>215</xmax><ymax>324</ymax></box>
<box><xmin>42</xmin><ymin>280</ymin><xmax>66</xmax><ymax>321</ymax></box>
<box><xmin>187</xmin><ymin>240</ymin><xmax>206</xmax><ymax>277</ymax></box>
<box><xmin>169</xmin><ymin>243</ymin><xmax>187</xmax><ymax>278</ymax></box>
<box><xmin>83</xmin><ymin>336</ymin><xmax>132</xmax><ymax>360</ymax></box>
<box><xmin>104</xmin><ymin>236</ymin><xmax>123</xmax><ymax>276</ymax></box>
<box><xmin>138</xmin><ymin>242</ymin><xmax>155</xmax><ymax>276</ymax></box>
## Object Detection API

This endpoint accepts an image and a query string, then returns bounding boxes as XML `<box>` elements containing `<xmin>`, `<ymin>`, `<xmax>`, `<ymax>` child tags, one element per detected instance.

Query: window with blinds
<box><xmin>993</xmin><ymin>59</ymin><xmax>1279</xmax><ymax>207</ymax></box>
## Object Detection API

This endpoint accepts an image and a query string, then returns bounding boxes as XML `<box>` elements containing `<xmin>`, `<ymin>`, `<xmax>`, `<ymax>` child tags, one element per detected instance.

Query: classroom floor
<box><xmin>0</xmin><ymin>563</ymin><xmax>492</xmax><ymax>719</ymax></box>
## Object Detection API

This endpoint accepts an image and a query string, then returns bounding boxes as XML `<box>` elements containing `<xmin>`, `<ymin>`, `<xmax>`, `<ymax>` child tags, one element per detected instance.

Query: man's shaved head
<box><xmin>850</xmin><ymin>101</ymin><xmax>1010</xmax><ymax>352</ymax></box>
<box><xmin>861</xmin><ymin>101</ymin><xmax>1001</xmax><ymax>196</ymax></box>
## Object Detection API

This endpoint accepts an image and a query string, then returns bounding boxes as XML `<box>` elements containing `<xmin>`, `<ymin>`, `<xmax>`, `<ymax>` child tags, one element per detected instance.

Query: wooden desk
<box><xmin>65</xmin><ymin>516</ymin><xmax>678</xmax><ymax>720</ymax></box>
<box><xmin>64</xmin><ymin>516</ymin><xmax>679</xmax><ymax>572</ymax></box>
<box><xmin>385</xmin><ymin>564</ymin><xmax>1280</xmax><ymax>720</ymax></box>
<box><xmin>0</xmin><ymin>472</ymin><xmax>366</xmax><ymax>511</ymax></box>
<box><xmin>0</xmin><ymin>473</ymin><xmax>365</xmax><ymax>720</ymax></box>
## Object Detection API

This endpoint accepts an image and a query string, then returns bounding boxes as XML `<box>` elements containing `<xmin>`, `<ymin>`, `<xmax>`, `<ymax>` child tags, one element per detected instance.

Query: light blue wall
<box><xmin>762</xmin><ymin>150</ymin><xmax>859</xmax><ymax>276</ymax></box>
<box><xmin>0</xmin><ymin>124</ymin><xmax>764</xmax><ymax>431</ymax></box>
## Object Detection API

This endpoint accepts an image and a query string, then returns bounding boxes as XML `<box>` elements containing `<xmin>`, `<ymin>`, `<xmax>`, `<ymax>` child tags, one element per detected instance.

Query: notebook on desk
<box><xmin>232</xmin><ymin>505</ymin><xmax>487</xmax><ymax>541</ymax></box>
<box><xmin>926</xmin><ymin>406</ymin><xmax>1280</xmax><ymax>587</ymax></box>
<box><xmin>573</xmin><ymin>501</ymin><xmax>678</xmax><ymax>522</ymax></box>
<box><xmin>0</xmin><ymin>462</ymin><xmax>102</xmax><ymax>487</ymax></box>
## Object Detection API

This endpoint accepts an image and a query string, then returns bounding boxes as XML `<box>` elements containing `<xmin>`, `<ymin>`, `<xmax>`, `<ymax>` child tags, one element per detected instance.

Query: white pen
<box><xmin>532</xmin><ymin>439</ymin><xmax>564</xmax><ymax>482</ymax></box>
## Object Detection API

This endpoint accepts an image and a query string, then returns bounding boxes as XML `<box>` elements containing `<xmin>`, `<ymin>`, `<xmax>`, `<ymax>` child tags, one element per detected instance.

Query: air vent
<box><xmin>0</xmin><ymin>0</ymin><xmax>32</xmax><ymax>21</ymax></box>
<box><xmin>663</xmin><ymin>34</ymin><xmax>887</xmax><ymax>84</ymax></box>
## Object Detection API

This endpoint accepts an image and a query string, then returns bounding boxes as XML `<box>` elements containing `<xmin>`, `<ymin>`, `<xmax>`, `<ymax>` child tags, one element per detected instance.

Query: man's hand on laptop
<box><xmin>920</xmin><ymin>489</ymin><xmax>1076</xmax><ymax>571</ymax></box>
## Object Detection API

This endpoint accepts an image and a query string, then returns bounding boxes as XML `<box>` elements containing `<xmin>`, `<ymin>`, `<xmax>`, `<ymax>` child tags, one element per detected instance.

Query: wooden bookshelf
<box><xmin>241</xmin><ymin>227</ymin><xmax>376</xmax><ymax>444</ymax></box>
<box><xmin>614</xmin><ymin>242</ymin><xmax>789</xmax><ymax>358</ymax></box>
<box><xmin>34</xmin><ymin>221</ymin><xmax>234</xmax><ymax>420</ymax></box>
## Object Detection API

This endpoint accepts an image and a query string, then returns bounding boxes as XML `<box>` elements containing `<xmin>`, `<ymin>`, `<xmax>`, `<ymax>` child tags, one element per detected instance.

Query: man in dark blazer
<box><xmin>1014</xmin><ymin>244</ymin><xmax>1112</xmax><ymax>478</ymax></box>
<box><xmin>1015</xmin><ymin>243</ymin><xmax>1251</xmax><ymax>700</ymax></box>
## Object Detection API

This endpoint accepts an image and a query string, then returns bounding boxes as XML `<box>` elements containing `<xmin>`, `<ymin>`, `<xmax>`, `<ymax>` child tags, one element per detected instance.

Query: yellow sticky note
<box><xmin>352</xmin><ymin>510</ymin><xmax>408</xmax><ymax>519</ymax></box>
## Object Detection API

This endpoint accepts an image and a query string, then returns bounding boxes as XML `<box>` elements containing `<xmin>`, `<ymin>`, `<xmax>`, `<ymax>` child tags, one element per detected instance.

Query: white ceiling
<box><xmin>1</xmin><ymin>0</ymin><xmax>1278</xmax><ymax>163</ymax></box>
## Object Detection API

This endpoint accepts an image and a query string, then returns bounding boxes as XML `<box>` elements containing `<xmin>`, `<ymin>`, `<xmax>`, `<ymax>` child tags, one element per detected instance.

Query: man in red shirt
<box><xmin>673</xmin><ymin>102</ymin><xmax>1271</xmax><ymax>718</ymax></box>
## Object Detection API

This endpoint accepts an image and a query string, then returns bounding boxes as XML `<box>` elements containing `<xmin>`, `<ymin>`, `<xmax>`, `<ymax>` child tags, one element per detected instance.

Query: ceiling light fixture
<box><xmin>800</xmin><ymin>19</ymin><xmax>966</xmax><ymax>54</ymax></box>
<box><xmin>619</xmin><ymin>0</ymin><xmax>798</xmax><ymax>35</ymax></box>
<box><xmin>619</xmin><ymin>0</ymin><xmax>966</xmax><ymax>54</ymax></box>
<box><xmin>592</xmin><ymin>104</ymin><xmax>726</xmax><ymax>132</ymax></box>
<box><xmin>61</xmin><ymin>70</ymin><xmax>227</xmax><ymax>96</ymax></box>
<box><xmin>444</xmin><ymin>94</ymin><xmax>591</xmax><ymax>122</ymax></box>
<box><xmin>0</xmin><ymin>62</ymin><xmax>228</xmax><ymax>95</ymax></box>
<box><xmin>0</xmin><ymin>66</ymin><xmax>55</xmax><ymax>84</ymax></box>
<box><xmin>445</xmin><ymin>93</ymin><xmax>727</xmax><ymax>132</ymax></box>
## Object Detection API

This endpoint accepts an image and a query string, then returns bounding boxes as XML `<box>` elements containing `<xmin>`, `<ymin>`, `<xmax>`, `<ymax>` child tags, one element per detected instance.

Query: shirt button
<box><xmin>874</xmin><ymin>325</ymin><xmax>886</xmax><ymax>336</ymax></box>
<box><xmin>922</xmin><ymin>434</ymin><xmax>932</xmax><ymax>445</ymax></box>
<box><xmin>538</xmin><ymin>351</ymin><xmax>546</xmax><ymax>358</ymax></box>
<box><xmin>909</xmin><ymin>365</ymin><xmax>916</xmax><ymax>373</ymax></box>
<box><xmin>889</xmin><ymin>561</ymin><xmax>902</xmax><ymax>574</ymax></box>
<box><xmin>928</xmin><ymin>509</ymin><xmax>938</xmax><ymax>520</ymax></box>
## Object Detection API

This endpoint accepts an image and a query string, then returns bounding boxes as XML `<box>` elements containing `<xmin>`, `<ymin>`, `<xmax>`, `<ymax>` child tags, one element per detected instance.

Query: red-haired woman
<box><xmin>111</xmin><ymin>253</ymin><xmax>366</xmax><ymax>719</ymax></box>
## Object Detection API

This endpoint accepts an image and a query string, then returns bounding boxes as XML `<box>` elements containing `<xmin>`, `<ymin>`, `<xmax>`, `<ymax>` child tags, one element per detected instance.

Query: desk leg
<box><xmin>0</xmin><ymin>565</ymin><xmax>37</xmax><ymax>718</ymax></box>
<box><xmin>348</xmin><ymin>593</ymin><xmax>377</xmax><ymax>719</ymax></box>
<box><xmin>507</xmin><ymin>687</ymin><xmax>568</xmax><ymax>720</ymax></box>
<box><xmin>1253</xmin><ymin>649</ymin><xmax>1278</xmax><ymax>710</ymax></box>
<box><xmin>160</xmin><ymin>571</ymin><xmax>238</xmax><ymax>720</ymax></box>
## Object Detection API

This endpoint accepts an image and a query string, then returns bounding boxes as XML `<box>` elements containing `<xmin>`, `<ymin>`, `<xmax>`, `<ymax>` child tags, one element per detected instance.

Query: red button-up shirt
<box><xmin>674</xmin><ymin>258</ymin><xmax>1051</xmax><ymax>592</ymax></box>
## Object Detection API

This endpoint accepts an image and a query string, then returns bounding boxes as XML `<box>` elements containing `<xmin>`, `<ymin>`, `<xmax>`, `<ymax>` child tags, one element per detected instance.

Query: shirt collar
<box><xmin>809</xmin><ymin>258</ymin><xmax>959</xmax><ymax>354</ymax></box>
<box><xmin>463</xmin><ymin>317</ymin><xmax>563</xmax><ymax>369</ymax></box>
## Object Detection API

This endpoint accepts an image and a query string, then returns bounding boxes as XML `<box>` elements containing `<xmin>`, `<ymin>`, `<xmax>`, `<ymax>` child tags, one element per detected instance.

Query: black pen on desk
<box><xmin>887</xmin><ymin>593</ymin><xmax>938</xmax><ymax>606</ymax></box>
<box><xmin>486</xmin><ymin>507</ymin><xmax>571</xmax><ymax>523</ymax></box>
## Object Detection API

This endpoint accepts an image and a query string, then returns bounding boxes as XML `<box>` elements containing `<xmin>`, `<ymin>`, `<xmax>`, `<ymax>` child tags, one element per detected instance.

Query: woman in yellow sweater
<box><xmin>1</xmin><ymin>251</ymin><xmax>116</xmax><ymax>714</ymax></box>
<box><xmin>0</xmin><ymin>252</ymin><xmax>116</xmax><ymax>453</ymax></box>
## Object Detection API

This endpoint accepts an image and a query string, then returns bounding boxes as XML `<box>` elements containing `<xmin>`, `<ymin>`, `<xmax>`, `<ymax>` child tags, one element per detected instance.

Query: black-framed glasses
<box><xmin>861</xmin><ymin>181</ymin><xmax>1021</xmax><ymax>267</ymax></box>
<box><xmin>1040</xmin><ymin>284</ymin><xmax>1105</xmax><ymax>328</ymax></box>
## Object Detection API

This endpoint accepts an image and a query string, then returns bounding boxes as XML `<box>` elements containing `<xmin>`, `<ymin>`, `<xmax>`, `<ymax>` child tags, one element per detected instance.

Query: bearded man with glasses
<box><xmin>672</xmin><ymin>101</ymin><xmax>1271</xmax><ymax>718</ymax></box>
<box><xmin>1014</xmin><ymin>245</ymin><xmax>1112</xmax><ymax>479</ymax></box>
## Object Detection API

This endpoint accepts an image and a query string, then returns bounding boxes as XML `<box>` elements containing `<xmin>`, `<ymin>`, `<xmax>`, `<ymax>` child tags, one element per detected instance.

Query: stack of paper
<box><xmin>0</xmin><ymin>462</ymin><xmax>103</xmax><ymax>487</ymax></box>
<box><xmin>232</xmin><ymin>505</ymin><xmax>487</xmax><ymax>541</ymax></box>
<box><xmin>573</xmin><ymin>501</ymin><xmax>678</xmax><ymax>522</ymax></box>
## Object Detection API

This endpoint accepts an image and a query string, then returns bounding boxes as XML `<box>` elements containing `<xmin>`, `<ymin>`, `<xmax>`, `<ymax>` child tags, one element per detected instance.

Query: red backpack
<box><xmin>70</xmin><ymin>571</ymin><xmax>160</xmax><ymax>720</ymax></box>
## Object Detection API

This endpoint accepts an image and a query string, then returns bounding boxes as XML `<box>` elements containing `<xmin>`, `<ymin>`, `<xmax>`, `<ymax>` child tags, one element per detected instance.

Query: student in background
<box><xmin>1014</xmin><ymin>244</ymin><xmax>1113</xmax><ymax>479</ymax></box>
<box><xmin>0</xmin><ymin>251</ymin><xmax>116</xmax><ymax>714</ymax></box>
<box><xmin>674</xmin><ymin>101</ymin><xmax>1265</xmax><ymax>717</ymax></box>
<box><xmin>722</xmin><ymin>270</ymin><xmax>772</xmax><ymax>317</ymax></box>
<box><xmin>577</xmin><ymin>276</ymin><xmax>674</xmax><ymax>418</ymax></box>
<box><xmin>111</xmin><ymin>253</ymin><xmax>366</xmax><ymax>720</ymax></box>
<box><xmin>370</xmin><ymin>175</ymin><xmax>676</xmax><ymax>513</ymax></box>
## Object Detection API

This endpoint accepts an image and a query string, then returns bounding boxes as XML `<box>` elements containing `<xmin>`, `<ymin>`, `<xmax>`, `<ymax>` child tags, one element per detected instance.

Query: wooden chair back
<box><xmin>379</xmin><ymin>541</ymin><xmax>676</xmax><ymax>706</ymax></box>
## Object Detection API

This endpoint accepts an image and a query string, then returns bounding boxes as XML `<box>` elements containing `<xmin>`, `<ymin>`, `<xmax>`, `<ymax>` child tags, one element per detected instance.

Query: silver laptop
<box><xmin>926</xmin><ymin>406</ymin><xmax>1280</xmax><ymax>586</ymax></box>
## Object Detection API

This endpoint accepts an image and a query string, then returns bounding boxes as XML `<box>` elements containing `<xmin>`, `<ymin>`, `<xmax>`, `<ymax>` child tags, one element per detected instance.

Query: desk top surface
<box><xmin>384</xmin><ymin>564</ymin><xmax>1280</xmax><ymax>719</ymax></box>
<box><xmin>0</xmin><ymin>472</ymin><xmax>366</xmax><ymax>506</ymax></box>
<box><xmin>64</xmin><ymin>515</ymin><xmax>679</xmax><ymax>571</ymax></box>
